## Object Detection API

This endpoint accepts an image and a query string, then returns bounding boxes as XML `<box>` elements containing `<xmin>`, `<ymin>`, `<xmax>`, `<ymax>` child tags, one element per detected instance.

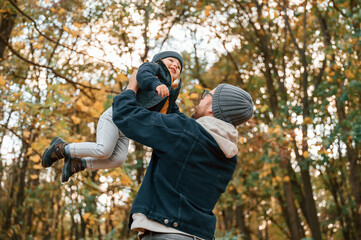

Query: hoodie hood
<box><xmin>196</xmin><ymin>116</ymin><xmax>239</xmax><ymax>158</ymax></box>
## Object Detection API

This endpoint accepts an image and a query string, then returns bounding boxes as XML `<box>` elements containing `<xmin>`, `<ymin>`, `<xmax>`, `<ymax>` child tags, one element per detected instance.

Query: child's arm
<box><xmin>136</xmin><ymin>62</ymin><xmax>164</xmax><ymax>91</ymax></box>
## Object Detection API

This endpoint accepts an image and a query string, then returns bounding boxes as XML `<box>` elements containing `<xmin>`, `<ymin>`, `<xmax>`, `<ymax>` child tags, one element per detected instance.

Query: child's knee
<box><xmin>95</xmin><ymin>144</ymin><xmax>113</xmax><ymax>159</ymax></box>
<box><xmin>110</xmin><ymin>152</ymin><xmax>127</xmax><ymax>166</ymax></box>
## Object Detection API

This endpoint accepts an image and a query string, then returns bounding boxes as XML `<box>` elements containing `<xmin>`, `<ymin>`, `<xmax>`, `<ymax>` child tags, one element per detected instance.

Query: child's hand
<box><xmin>156</xmin><ymin>84</ymin><xmax>169</xmax><ymax>98</ymax></box>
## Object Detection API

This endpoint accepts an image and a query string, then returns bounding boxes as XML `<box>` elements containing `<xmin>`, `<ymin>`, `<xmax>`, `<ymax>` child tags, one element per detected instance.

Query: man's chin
<box><xmin>191</xmin><ymin>110</ymin><xmax>200</xmax><ymax>120</ymax></box>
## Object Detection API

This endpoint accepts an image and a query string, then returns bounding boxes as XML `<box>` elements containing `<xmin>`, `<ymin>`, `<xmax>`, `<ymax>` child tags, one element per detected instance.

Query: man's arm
<box><xmin>113</xmin><ymin>72</ymin><xmax>187</xmax><ymax>153</ymax></box>
<box><xmin>126</xmin><ymin>71</ymin><xmax>140</xmax><ymax>93</ymax></box>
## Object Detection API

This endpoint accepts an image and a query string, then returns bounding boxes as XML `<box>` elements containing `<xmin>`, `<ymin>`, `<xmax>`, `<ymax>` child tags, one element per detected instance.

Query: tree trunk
<box><xmin>283</xmin><ymin>175</ymin><xmax>304</xmax><ymax>240</ymax></box>
<box><xmin>235</xmin><ymin>204</ymin><xmax>251</xmax><ymax>240</ymax></box>
<box><xmin>335</xmin><ymin>91</ymin><xmax>361</xmax><ymax>240</ymax></box>
<box><xmin>14</xmin><ymin>147</ymin><xmax>28</xmax><ymax>226</ymax></box>
<box><xmin>0</xmin><ymin>1</ymin><xmax>17</xmax><ymax>60</ymax></box>
<box><xmin>276</xmin><ymin>146</ymin><xmax>305</xmax><ymax>239</ymax></box>
<box><xmin>3</xmin><ymin>165</ymin><xmax>17</xmax><ymax>231</ymax></box>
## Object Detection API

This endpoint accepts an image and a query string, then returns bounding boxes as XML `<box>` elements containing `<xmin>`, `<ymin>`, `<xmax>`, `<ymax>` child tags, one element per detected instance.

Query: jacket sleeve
<box><xmin>168</xmin><ymin>80</ymin><xmax>182</xmax><ymax>114</ymax></box>
<box><xmin>136</xmin><ymin>62</ymin><xmax>163</xmax><ymax>91</ymax></box>
<box><xmin>169</xmin><ymin>101</ymin><xmax>181</xmax><ymax>114</ymax></box>
<box><xmin>112</xmin><ymin>90</ymin><xmax>188</xmax><ymax>153</ymax></box>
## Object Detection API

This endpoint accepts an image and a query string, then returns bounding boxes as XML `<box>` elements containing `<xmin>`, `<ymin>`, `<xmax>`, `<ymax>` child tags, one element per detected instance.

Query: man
<box><xmin>112</xmin><ymin>71</ymin><xmax>254</xmax><ymax>240</ymax></box>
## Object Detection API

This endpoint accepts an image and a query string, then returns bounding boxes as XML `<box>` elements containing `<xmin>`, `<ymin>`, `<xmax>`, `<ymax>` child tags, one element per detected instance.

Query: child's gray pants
<box><xmin>68</xmin><ymin>107</ymin><xmax>129</xmax><ymax>171</ymax></box>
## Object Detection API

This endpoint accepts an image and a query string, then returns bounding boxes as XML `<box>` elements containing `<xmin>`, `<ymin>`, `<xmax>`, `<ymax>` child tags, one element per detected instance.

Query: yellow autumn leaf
<box><xmin>74</xmin><ymin>22</ymin><xmax>83</xmax><ymax>29</ymax></box>
<box><xmin>26</xmin><ymin>148</ymin><xmax>33</xmax><ymax>156</ymax></box>
<box><xmin>33</xmin><ymin>163</ymin><xmax>42</xmax><ymax>170</ymax></box>
<box><xmin>116</xmin><ymin>73</ymin><xmax>127</xmax><ymax>83</ymax></box>
<box><xmin>241</xmin><ymin>194</ymin><xmax>247</xmax><ymax>200</ymax></box>
<box><xmin>190</xmin><ymin>93</ymin><xmax>199</xmax><ymax>99</ymax></box>
<box><xmin>303</xmin><ymin>151</ymin><xmax>309</xmax><ymax>158</ymax></box>
<box><xmin>50</xmin><ymin>7</ymin><xmax>56</xmax><ymax>12</ymax></box>
<box><xmin>63</xmin><ymin>26</ymin><xmax>70</xmax><ymax>32</ymax></box>
<box><xmin>304</xmin><ymin>117</ymin><xmax>312</xmax><ymax>124</ymax></box>
<box><xmin>91</xmin><ymin>101</ymin><xmax>104</xmax><ymax>118</ymax></box>
<box><xmin>110</xmin><ymin>214</ymin><xmax>117</xmax><ymax>221</ymax></box>
<box><xmin>183</xmin><ymin>99</ymin><xmax>194</xmax><ymax>107</ymax></box>
<box><xmin>194</xmin><ymin>84</ymin><xmax>202</xmax><ymax>89</ymax></box>
<box><xmin>182</xmin><ymin>92</ymin><xmax>190</xmax><ymax>100</ymax></box>
<box><xmin>0</xmin><ymin>76</ymin><xmax>6</xmax><ymax>86</ymax></box>
<box><xmin>30</xmin><ymin>174</ymin><xmax>38</xmax><ymax>180</ymax></box>
<box><xmin>272</xmin><ymin>125</ymin><xmax>281</xmax><ymax>134</ymax></box>
<box><xmin>260</xmin><ymin>105</ymin><xmax>268</xmax><ymax>113</ymax></box>
<box><xmin>59</xmin><ymin>8</ymin><xmax>66</xmax><ymax>15</ymax></box>
<box><xmin>120</xmin><ymin>174</ymin><xmax>131</xmax><ymax>186</ymax></box>
<box><xmin>83</xmin><ymin>212</ymin><xmax>92</xmax><ymax>221</ymax></box>
<box><xmin>71</xmin><ymin>116</ymin><xmax>81</xmax><ymax>124</ymax></box>
<box><xmin>70</xmin><ymin>30</ymin><xmax>80</xmax><ymax>37</ymax></box>
<box><xmin>13</xmin><ymin>92</ymin><xmax>22</xmax><ymax>98</ymax></box>
<box><xmin>345</xmin><ymin>70</ymin><xmax>354</xmax><ymax>79</ymax></box>
<box><xmin>76</xmin><ymin>100</ymin><xmax>90</xmax><ymax>112</ymax></box>
<box><xmin>30</xmin><ymin>155</ymin><xmax>41</xmax><ymax>163</ymax></box>
<box><xmin>34</xmin><ymin>43</ymin><xmax>42</xmax><ymax>49</ymax></box>
<box><xmin>38</xmin><ymin>36</ymin><xmax>45</xmax><ymax>42</ymax></box>
<box><xmin>23</xmin><ymin>131</ymin><xmax>31</xmax><ymax>138</ymax></box>
<box><xmin>204</xmin><ymin>5</ymin><xmax>212</xmax><ymax>16</ymax></box>
<box><xmin>274</xmin><ymin>176</ymin><xmax>282</xmax><ymax>183</ymax></box>
<box><xmin>283</xmin><ymin>176</ymin><xmax>290</xmax><ymax>182</ymax></box>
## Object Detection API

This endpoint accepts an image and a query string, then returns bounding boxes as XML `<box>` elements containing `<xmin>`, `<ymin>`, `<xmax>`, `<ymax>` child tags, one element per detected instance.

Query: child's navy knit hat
<box><xmin>152</xmin><ymin>51</ymin><xmax>183</xmax><ymax>73</ymax></box>
<box><xmin>212</xmin><ymin>84</ymin><xmax>254</xmax><ymax>126</ymax></box>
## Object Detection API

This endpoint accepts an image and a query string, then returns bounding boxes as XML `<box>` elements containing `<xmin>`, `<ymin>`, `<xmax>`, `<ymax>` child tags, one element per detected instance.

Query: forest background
<box><xmin>0</xmin><ymin>0</ymin><xmax>360</xmax><ymax>239</ymax></box>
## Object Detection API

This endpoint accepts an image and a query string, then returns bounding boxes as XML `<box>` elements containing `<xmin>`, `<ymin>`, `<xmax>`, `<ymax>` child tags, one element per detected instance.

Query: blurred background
<box><xmin>0</xmin><ymin>0</ymin><xmax>360</xmax><ymax>239</ymax></box>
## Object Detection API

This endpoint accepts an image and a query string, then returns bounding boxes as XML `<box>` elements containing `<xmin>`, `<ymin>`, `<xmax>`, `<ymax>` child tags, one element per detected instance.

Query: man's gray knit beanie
<box><xmin>212</xmin><ymin>84</ymin><xmax>254</xmax><ymax>126</ymax></box>
<box><xmin>152</xmin><ymin>51</ymin><xmax>183</xmax><ymax>73</ymax></box>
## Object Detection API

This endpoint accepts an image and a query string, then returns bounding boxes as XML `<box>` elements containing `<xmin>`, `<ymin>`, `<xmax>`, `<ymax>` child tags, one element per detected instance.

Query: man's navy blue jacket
<box><xmin>112</xmin><ymin>90</ymin><xmax>237</xmax><ymax>240</ymax></box>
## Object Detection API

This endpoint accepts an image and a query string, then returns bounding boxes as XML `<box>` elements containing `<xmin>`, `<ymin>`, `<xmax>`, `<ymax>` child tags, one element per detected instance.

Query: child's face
<box><xmin>162</xmin><ymin>57</ymin><xmax>181</xmax><ymax>80</ymax></box>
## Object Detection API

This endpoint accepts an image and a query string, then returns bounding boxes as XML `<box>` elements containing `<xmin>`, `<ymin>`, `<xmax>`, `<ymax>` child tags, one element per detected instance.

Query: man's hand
<box><xmin>127</xmin><ymin>70</ymin><xmax>139</xmax><ymax>93</ymax></box>
<box><xmin>156</xmin><ymin>84</ymin><xmax>169</xmax><ymax>98</ymax></box>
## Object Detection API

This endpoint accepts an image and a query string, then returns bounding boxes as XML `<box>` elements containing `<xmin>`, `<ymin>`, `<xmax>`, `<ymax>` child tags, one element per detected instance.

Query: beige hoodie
<box><xmin>131</xmin><ymin>116</ymin><xmax>239</xmax><ymax>238</ymax></box>
<box><xmin>196</xmin><ymin>116</ymin><xmax>239</xmax><ymax>158</ymax></box>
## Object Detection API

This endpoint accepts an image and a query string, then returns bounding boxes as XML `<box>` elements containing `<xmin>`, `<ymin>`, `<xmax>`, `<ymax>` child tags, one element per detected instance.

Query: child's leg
<box><xmin>85</xmin><ymin>136</ymin><xmax>130</xmax><ymax>171</ymax></box>
<box><xmin>68</xmin><ymin>107</ymin><xmax>120</xmax><ymax>159</ymax></box>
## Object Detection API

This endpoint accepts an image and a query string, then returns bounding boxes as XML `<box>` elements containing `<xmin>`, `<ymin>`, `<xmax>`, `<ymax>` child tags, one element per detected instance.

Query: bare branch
<box><xmin>0</xmin><ymin>123</ymin><xmax>42</xmax><ymax>158</ymax></box>
<box><xmin>213</xmin><ymin>31</ymin><xmax>244</xmax><ymax>85</ymax></box>
<box><xmin>8</xmin><ymin>0</ymin><xmax>118</xmax><ymax>67</ymax></box>
<box><xmin>0</xmin><ymin>33</ymin><xmax>121</xmax><ymax>95</ymax></box>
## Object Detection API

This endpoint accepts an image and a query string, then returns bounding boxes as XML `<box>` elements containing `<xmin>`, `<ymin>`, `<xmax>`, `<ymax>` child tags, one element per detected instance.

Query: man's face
<box><xmin>162</xmin><ymin>57</ymin><xmax>181</xmax><ymax>80</ymax></box>
<box><xmin>191</xmin><ymin>89</ymin><xmax>215</xmax><ymax>120</ymax></box>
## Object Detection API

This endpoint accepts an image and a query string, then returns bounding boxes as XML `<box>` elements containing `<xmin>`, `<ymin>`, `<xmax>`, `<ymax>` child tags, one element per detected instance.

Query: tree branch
<box><xmin>0</xmin><ymin>33</ymin><xmax>121</xmax><ymax>95</ymax></box>
<box><xmin>8</xmin><ymin>0</ymin><xmax>119</xmax><ymax>68</ymax></box>
<box><xmin>0</xmin><ymin>123</ymin><xmax>42</xmax><ymax>158</ymax></box>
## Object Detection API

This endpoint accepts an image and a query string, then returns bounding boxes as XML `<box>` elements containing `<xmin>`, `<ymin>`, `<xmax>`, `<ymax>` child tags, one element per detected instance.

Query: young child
<box><xmin>42</xmin><ymin>51</ymin><xmax>183</xmax><ymax>182</ymax></box>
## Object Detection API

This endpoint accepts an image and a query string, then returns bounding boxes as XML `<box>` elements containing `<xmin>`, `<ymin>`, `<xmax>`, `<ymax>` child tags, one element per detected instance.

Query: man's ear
<box><xmin>206</xmin><ymin>102</ymin><xmax>214</xmax><ymax>116</ymax></box>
